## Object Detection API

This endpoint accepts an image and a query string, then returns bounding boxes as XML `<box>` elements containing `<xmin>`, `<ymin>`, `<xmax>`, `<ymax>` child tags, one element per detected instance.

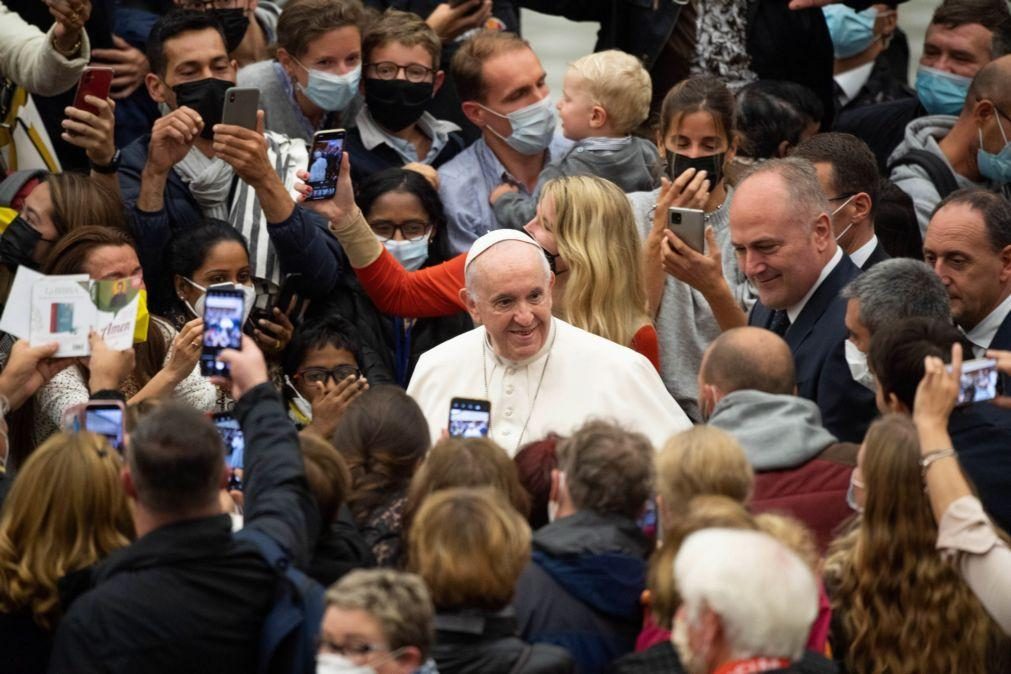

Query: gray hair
<box><xmin>841</xmin><ymin>258</ymin><xmax>951</xmax><ymax>335</ymax></box>
<box><xmin>463</xmin><ymin>239</ymin><xmax>551</xmax><ymax>298</ymax></box>
<box><xmin>675</xmin><ymin>528</ymin><xmax>818</xmax><ymax>661</ymax></box>
<box><xmin>739</xmin><ymin>157</ymin><xmax>831</xmax><ymax>229</ymax></box>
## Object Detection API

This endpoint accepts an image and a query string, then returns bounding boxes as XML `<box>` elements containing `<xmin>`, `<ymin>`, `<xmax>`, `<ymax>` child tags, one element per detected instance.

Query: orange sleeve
<box><xmin>631</xmin><ymin>324</ymin><xmax>661</xmax><ymax>372</ymax></box>
<box><xmin>353</xmin><ymin>247</ymin><xmax>467</xmax><ymax>318</ymax></box>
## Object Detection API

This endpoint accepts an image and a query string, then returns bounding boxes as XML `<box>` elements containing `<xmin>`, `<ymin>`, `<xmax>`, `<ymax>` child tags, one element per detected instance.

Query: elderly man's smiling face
<box><xmin>463</xmin><ymin>240</ymin><xmax>554</xmax><ymax>362</ymax></box>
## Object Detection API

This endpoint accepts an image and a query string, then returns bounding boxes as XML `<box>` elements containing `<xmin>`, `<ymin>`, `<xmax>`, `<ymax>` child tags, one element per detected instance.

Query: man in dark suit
<box><xmin>924</xmin><ymin>189</ymin><xmax>1011</xmax><ymax>357</ymax></box>
<box><xmin>731</xmin><ymin>157</ymin><xmax>877</xmax><ymax>443</ymax></box>
<box><xmin>869</xmin><ymin>317</ymin><xmax>1011</xmax><ymax>533</ymax></box>
<box><xmin>794</xmin><ymin>132</ymin><xmax>890</xmax><ymax>270</ymax></box>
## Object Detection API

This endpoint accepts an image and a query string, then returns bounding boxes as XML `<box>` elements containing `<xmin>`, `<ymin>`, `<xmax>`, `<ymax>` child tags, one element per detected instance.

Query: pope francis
<box><xmin>407</xmin><ymin>230</ymin><xmax>692</xmax><ymax>455</ymax></box>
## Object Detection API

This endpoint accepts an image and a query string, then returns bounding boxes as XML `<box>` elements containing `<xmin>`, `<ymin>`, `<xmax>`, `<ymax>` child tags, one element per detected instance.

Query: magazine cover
<box><xmin>92</xmin><ymin>276</ymin><xmax>141</xmax><ymax>350</ymax></box>
<box><xmin>29</xmin><ymin>274</ymin><xmax>93</xmax><ymax>356</ymax></box>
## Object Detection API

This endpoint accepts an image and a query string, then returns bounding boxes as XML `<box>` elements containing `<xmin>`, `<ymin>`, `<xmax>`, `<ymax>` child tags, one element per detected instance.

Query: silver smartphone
<box><xmin>667</xmin><ymin>207</ymin><xmax>705</xmax><ymax>253</ymax></box>
<box><xmin>221</xmin><ymin>87</ymin><xmax>260</xmax><ymax>130</ymax></box>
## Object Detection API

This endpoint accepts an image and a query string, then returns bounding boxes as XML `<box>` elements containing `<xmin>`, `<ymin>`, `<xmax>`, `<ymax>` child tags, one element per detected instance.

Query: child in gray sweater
<box><xmin>490</xmin><ymin>50</ymin><xmax>660</xmax><ymax>228</ymax></box>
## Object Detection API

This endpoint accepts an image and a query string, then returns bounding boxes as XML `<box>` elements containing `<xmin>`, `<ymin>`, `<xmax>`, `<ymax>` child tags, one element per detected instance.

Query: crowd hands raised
<box><xmin>5</xmin><ymin>0</ymin><xmax>1011</xmax><ymax>672</ymax></box>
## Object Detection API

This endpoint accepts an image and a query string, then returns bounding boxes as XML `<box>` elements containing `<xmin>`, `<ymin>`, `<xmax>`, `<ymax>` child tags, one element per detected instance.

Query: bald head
<box><xmin>969</xmin><ymin>53</ymin><xmax>1011</xmax><ymax>110</ymax></box>
<box><xmin>700</xmin><ymin>327</ymin><xmax>796</xmax><ymax>395</ymax></box>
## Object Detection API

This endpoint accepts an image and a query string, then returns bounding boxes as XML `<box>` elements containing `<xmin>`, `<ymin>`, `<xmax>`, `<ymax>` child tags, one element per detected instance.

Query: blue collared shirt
<box><xmin>355</xmin><ymin>106</ymin><xmax>460</xmax><ymax>165</ymax></box>
<box><xmin>437</xmin><ymin>133</ymin><xmax>573</xmax><ymax>254</ymax></box>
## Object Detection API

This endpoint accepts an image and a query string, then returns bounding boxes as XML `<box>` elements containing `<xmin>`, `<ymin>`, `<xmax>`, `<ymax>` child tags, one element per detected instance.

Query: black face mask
<box><xmin>0</xmin><ymin>216</ymin><xmax>42</xmax><ymax>269</ymax></box>
<box><xmin>666</xmin><ymin>151</ymin><xmax>726</xmax><ymax>190</ymax></box>
<box><xmin>172</xmin><ymin>78</ymin><xmax>233</xmax><ymax>139</ymax></box>
<box><xmin>213</xmin><ymin>8</ymin><xmax>249</xmax><ymax>53</ymax></box>
<box><xmin>363</xmin><ymin>78</ymin><xmax>434</xmax><ymax>132</ymax></box>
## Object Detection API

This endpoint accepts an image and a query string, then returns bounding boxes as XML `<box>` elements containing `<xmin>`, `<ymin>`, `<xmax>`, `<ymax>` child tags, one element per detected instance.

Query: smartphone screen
<box><xmin>200</xmin><ymin>288</ymin><xmax>244</xmax><ymax>377</ymax></box>
<box><xmin>213</xmin><ymin>413</ymin><xmax>245</xmax><ymax>490</ymax></box>
<box><xmin>306</xmin><ymin>129</ymin><xmax>345</xmax><ymax>201</ymax></box>
<box><xmin>956</xmin><ymin>358</ymin><xmax>1000</xmax><ymax>405</ymax></box>
<box><xmin>73</xmin><ymin>67</ymin><xmax>114</xmax><ymax>116</ymax></box>
<box><xmin>84</xmin><ymin>404</ymin><xmax>125</xmax><ymax>452</ymax></box>
<box><xmin>448</xmin><ymin>398</ymin><xmax>491</xmax><ymax>438</ymax></box>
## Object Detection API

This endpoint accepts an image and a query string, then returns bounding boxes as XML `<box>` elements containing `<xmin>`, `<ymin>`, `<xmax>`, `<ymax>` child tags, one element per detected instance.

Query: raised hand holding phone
<box><xmin>200</xmin><ymin>288</ymin><xmax>244</xmax><ymax>378</ymax></box>
<box><xmin>213</xmin><ymin>335</ymin><xmax>268</xmax><ymax>400</ymax></box>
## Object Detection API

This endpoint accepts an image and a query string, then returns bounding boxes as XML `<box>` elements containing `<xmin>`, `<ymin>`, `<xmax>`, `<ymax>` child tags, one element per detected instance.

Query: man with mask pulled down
<box><xmin>343</xmin><ymin>10</ymin><xmax>465</xmax><ymax>186</ymax></box>
<box><xmin>436</xmin><ymin>31</ymin><xmax>571</xmax><ymax>254</ymax></box>
<box><xmin>118</xmin><ymin>10</ymin><xmax>344</xmax><ymax>299</ymax></box>
<box><xmin>890</xmin><ymin>54</ymin><xmax>1011</xmax><ymax>236</ymax></box>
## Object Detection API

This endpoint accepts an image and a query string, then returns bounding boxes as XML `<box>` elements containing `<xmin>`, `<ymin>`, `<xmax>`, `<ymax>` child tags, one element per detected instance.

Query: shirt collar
<box><xmin>577</xmin><ymin>135</ymin><xmax>632</xmax><ymax>151</ymax></box>
<box><xmin>966</xmin><ymin>291</ymin><xmax>1011</xmax><ymax>357</ymax></box>
<box><xmin>355</xmin><ymin>106</ymin><xmax>460</xmax><ymax>163</ymax></box>
<box><xmin>848</xmin><ymin>234</ymin><xmax>879</xmax><ymax>268</ymax></box>
<box><xmin>834</xmin><ymin>61</ymin><xmax>875</xmax><ymax>107</ymax></box>
<box><xmin>787</xmin><ymin>247</ymin><xmax>843</xmax><ymax>323</ymax></box>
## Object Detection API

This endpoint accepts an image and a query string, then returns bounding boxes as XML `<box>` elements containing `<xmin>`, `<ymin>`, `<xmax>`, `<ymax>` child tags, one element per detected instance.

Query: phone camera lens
<box><xmin>671</xmin><ymin>213</ymin><xmax>682</xmax><ymax>224</ymax></box>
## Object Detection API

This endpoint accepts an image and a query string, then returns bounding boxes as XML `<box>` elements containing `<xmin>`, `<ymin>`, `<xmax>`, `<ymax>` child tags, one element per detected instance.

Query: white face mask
<box><xmin>478</xmin><ymin>96</ymin><xmax>557</xmax><ymax>155</ymax></box>
<box><xmin>847</xmin><ymin>469</ymin><xmax>865</xmax><ymax>513</ymax></box>
<box><xmin>183</xmin><ymin>279</ymin><xmax>256</xmax><ymax>326</ymax></box>
<box><xmin>316</xmin><ymin>653</ymin><xmax>376</xmax><ymax>674</ymax></box>
<box><xmin>845</xmin><ymin>339</ymin><xmax>876</xmax><ymax>391</ymax></box>
<box><xmin>285</xmin><ymin>375</ymin><xmax>313</xmax><ymax>421</ymax></box>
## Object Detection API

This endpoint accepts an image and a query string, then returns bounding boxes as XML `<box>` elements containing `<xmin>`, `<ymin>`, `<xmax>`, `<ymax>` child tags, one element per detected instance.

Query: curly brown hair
<box><xmin>823</xmin><ymin>414</ymin><xmax>1001</xmax><ymax>674</ymax></box>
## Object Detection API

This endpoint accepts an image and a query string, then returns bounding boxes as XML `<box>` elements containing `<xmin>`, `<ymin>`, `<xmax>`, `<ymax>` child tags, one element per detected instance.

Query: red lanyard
<box><xmin>714</xmin><ymin>657</ymin><xmax>792</xmax><ymax>674</ymax></box>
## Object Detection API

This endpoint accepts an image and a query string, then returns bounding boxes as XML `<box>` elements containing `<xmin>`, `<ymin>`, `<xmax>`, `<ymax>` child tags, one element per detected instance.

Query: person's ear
<box><xmin>174</xmin><ymin>274</ymin><xmax>189</xmax><ymax>302</ymax></box>
<box><xmin>655</xmin><ymin>131</ymin><xmax>667</xmax><ymax>159</ymax></box>
<box><xmin>777</xmin><ymin>139</ymin><xmax>792</xmax><ymax>158</ymax></box>
<box><xmin>433</xmin><ymin>70</ymin><xmax>446</xmax><ymax>97</ymax></box>
<box><xmin>146</xmin><ymin>72</ymin><xmax>169</xmax><ymax>104</ymax></box>
<box><xmin>395</xmin><ymin>646</ymin><xmax>423</xmax><ymax>672</ymax></box>
<box><xmin>589</xmin><ymin>104</ymin><xmax>607</xmax><ymax>130</ymax></box>
<box><xmin>886</xmin><ymin>392</ymin><xmax>908</xmax><ymax>414</ymax></box>
<box><xmin>724</xmin><ymin>133</ymin><xmax>739</xmax><ymax>165</ymax></box>
<box><xmin>851</xmin><ymin>192</ymin><xmax>873</xmax><ymax>223</ymax></box>
<box><xmin>812</xmin><ymin>212</ymin><xmax>834</xmax><ymax>249</ymax></box>
<box><xmin>229</xmin><ymin>59</ymin><xmax>239</xmax><ymax>77</ymax></box>
<box><xmin>973</xmin><ymin>98</ymin><xmax>995</xmax><ymax>127</ymax></box>
<box><xmin>460</xmin><ymin>288</ymin><xmax>482</xmax><ymax>325</ymax></box>
<box><xmin>999</xmin><ymin>244</ymin><xmax>1011</xmax><ymax>284</ymax></box>
<box><xmin>461</xmin><ymin>101</ymin><xmax>485</xmax><ymax>128</ymax></box>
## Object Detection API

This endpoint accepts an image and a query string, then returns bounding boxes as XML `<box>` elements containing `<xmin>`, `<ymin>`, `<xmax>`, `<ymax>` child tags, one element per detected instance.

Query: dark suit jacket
<box><xmin>987</xmin><ymin>308</ymin><xmax>1011</xmax><ymax>395</ymax></box>
<box><xmin>749</xmin><ymin>255</ymin><xmax>877</xmax><ymax>443</ymax></box>
<box><xmin>859</xmin><ymin>241</ymin><xmax>890</xmax><ymax>270</ymax></box>
<box><xmin>949</xmin><ymin>403</ymin><xmax>1011</xmax><ymax>534</ymax></box>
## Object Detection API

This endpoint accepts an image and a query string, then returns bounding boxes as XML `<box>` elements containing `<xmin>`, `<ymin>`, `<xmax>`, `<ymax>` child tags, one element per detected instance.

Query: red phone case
<box><xmin>73</xmin><ymin>67</ymin><xmax>114</xmax><ymax>116</ymax></box>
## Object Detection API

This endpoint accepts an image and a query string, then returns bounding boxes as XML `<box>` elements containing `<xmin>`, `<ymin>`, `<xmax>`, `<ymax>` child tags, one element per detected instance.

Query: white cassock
<box><xmin>407</xmin><ymin>317</ymin><xmax>692</xmax><ymax>455</ymax></box>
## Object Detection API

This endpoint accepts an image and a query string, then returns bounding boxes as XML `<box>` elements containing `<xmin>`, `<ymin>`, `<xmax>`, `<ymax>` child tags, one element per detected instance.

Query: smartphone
<box><xmin>221</xmin><ymin>87</ymin><xmax>260</xmax><ymax>130</ymax></box>
<box><xmin>667</xmin><ymin>207</ymin><xmax>706</xmax><ymax>253</ymax></box>
<box><xmin>954</xmin><ymin>358</ymin><xmax>1000</xmax><ymax>405</ymax></box>
<box><xmin>200</xmin><ymin>287</ymin><xmax>245</xmax><ymax>377</ymax></box>
<box><xmin>448</xmin><ymin>397</ymin><xmax>491</xmax><ymax>438</ymax></box>
<box><xmin>82</xmin><ymin>400</ymin><xmax>126</xmax><ymax>453</ymax></box>
<box><xmin>212</xmin><ymin>412</ymin><xmax>245</xmax><ymax>490</ymax></box>
<box><xmin>247</xmin><ymin>273</ymin><xmax>311</xmax><ymax>334</ymax></box>
<box><xmin>73</xmin><ymin>67</ymin><xmax>114</xmax><ymax>116</ymax></box>
<box><xmin>305</xmin><ymin>129</ymin><xmax>346</xmax><ymax>201</ymax></box>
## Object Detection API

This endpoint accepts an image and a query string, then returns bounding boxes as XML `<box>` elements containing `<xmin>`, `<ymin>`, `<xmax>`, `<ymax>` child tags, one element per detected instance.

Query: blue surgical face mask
<box><xmin>479</xmin><ymin>96</ymin><xmax>557</xmax><ymax>155</ymax></box>
<box><xmin>978</xmin><ymin>109</ymin><xmax>1011</xmax><ymax>184</ymax></box>
<box><xmin>384</xmin><ymin>238</ymin><xmax>429</xmax><ymax>271</ymax></box>
<box><xmin>916</xmin><ymin>65</ymin><xmax>972</xmax><ymax>116</ymax></box>
<box><xmin>295</xmin><ymin>59</ymin><xmax>361</xmax><ymax>112</ymax></box>
<box><xmin>823</xmin><ymin>5</ymin><xmax>878</xmax><ymax>59</ymax></box>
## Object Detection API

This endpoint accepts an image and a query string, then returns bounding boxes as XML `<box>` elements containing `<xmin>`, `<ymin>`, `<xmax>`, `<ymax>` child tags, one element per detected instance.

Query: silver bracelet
<box><xmin>921</xmin><ymin>448</ymin><xmax>956</xmax><ymax>476</ymax></box>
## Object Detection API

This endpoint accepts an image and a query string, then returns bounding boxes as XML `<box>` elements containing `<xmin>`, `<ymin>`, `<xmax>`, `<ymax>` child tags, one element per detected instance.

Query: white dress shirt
<box><xmin>834</xmin><ymin>61</ymin><xmax>875</xmax><ymax>108</ymax></box>
<box><xmin>848</xmin><ymin>234</ymin><xmax>879</xmax><ymax>269</ymax></box>
<box><xmin>787</xmin><ymin>247</ymin><xmax>844</xmax><ymax>324</ymax></box>
<box><xmin>966</xmin><ymin>292</ymin><xmax>1011</xmax><ymax>357</ymax></box>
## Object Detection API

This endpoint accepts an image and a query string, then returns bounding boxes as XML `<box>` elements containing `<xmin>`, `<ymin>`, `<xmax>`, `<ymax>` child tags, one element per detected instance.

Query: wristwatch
<box><xmin>90</xmin><ymin>149</ymin><xmax>121</xmax><ymax>174</ymax></box>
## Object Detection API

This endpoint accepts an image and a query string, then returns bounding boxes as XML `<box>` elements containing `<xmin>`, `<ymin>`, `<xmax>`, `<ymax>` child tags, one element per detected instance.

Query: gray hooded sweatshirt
<box><xmin>888</xmin><ymin>114</ymin><xmax>989</xmax><ymax>238</ymax></box>
<box><xmin>707</xmin><ymin>390</ymin><xmax>838</xmax><ymax>471</ymax></box>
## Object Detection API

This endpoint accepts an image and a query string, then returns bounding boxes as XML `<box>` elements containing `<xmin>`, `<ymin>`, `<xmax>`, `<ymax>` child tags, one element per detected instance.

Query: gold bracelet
<box><xmin>52</xmin><ymin>32</ymin><xmax>82</xmax><ymax>58</ymax></box>
<box><xmin>921</xmin><ymin>448</ymin><xmax>956</xmax><ymax>476</ymax></box>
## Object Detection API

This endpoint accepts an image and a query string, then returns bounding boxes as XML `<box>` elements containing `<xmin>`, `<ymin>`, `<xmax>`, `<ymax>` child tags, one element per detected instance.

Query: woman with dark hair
<box><xmin>164</xmin><ymin>220</ymin><xmax>295</xmax><ymax>357</ymax></box>
<box><xmin>33</xmin><ymin>226</ymin><xmax>221</xmax><ymax>442</ymax></box>
<box><xmin>331</xmin><ymin>384</ymin><xmax>429</xmax><ymax>567</ymax></box>
<box><xmin>282</xmin><ymin>314</ymin><xmax>368</xmax><ymax>438</ymax></box>
<box><xmin>352</xmin><ymin>167</ymin><xmax>471</xmax><ymax>385</ymax></box>
<box><xmin>734</xmin><ymin>80</ymin><xmax>823</xmax><ymax>164</ymax></box>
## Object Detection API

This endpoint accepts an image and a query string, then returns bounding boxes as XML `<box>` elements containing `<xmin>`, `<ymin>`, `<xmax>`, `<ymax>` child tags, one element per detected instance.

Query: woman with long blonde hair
<box><xmin>823</xmin><ymin>414</ymin><xmax>1003</xmax><ymax>674</ymax></box>
<box><xmin>0</xmin><ymin>432</ymin><xmax>134</xmax><ymax>671</ymax></box>
<box><xmin>299</xmin><ymin>165</ymin><xmax>661</xmax><ymax>368</ymax></box>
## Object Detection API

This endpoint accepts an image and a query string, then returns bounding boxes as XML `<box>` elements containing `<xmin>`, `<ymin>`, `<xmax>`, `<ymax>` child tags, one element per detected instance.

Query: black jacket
<box><xmin>514</xmin><ymin>511</ymin><xmax>652</xmax><ymax>674</ymax></box>
<box><xmin>748</xmin><ymin>255</ymin><xmax>877</xmax><ymax>443</ymax></box>
<box><xmin>609</xmin><ymin>646</ymin><xmax>837</xmax><ymax>674</ymax></box>
<box><xmin>834</xmin><ymin>97</ymin><xmax>925</xmax><ymax>172</ymax></box>
<box><xmin>47</xmin><ymin>384</ymin><xmax>319</xmax><ymax>674</ymax></box>
<box><xmin>345</xmin><ymin>126</ymin><xmax>467</xmax><ymax>188</ymax></box>
<box><xmin>949</xmin><ymin>402</ymin><xmax>1011</xmax><ymax>535</ymax></box>
<box><xmin>307</xmin><ymin>510</ymin><xmax>376</xmax><ymax>589</ymax></box>
<box><xmin>432</xmin><ymin>608</ymin><xmax>574</xmax><ymax>674</ymax></box>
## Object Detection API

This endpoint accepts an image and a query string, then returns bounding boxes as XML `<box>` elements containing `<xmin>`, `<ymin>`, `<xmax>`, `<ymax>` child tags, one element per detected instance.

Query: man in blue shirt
<box><xmin>437</xmin><ymin>31</ymin><xmax>569</xmax><ymax>253</ymax></box>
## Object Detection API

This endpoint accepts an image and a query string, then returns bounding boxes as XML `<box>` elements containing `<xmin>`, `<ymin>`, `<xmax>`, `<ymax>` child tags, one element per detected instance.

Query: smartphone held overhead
<box><xmin>952</xmin><ymin>358</ymin><xmax>1001</xmax><ymax>405</ymax></box>
<box><xmin>306</xmin><ymin>129</ymin><xmax>345</xmax><ymax>201</ymax></box>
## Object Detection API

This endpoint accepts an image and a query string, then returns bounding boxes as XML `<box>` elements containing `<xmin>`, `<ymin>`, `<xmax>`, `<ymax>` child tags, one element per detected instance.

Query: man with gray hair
<box><xmin>407</xmin><ymin>229</ymin><xmax>689</xmax><ymax>454</ymax></box>
<box><xmin>732</xmin><ymin>157</ymin><xmax>876</xmax><ymax>442</ymax></box>
<box><xmin>671</xmin><ymin>528</ymin><xmax>826</xmax><ymax>674</ymax></box>
<box><xmin>841</xmin><ymin>257</ymin><xmax>951</xmax><ymax>389</ymax></box>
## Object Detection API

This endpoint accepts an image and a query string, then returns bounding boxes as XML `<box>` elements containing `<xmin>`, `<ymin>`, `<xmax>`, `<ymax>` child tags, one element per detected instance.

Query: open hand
<box><xmin>146</xmin><ymin>106</ymin><xmax>203</xmax><ymax>174</ymax></box>
<box><xmin>0</xmin><ymin>340</ymin><xmax>75</xmax><ymax>410</ymax></box>
<box><xmin>426</xmin><ymin>0</ymin><xmax>493</xmax><ymax>42</ymax></box>
<box><xmin>213</xmin><ymin>110</ymin><xmax>276</xmax><ymax>189</ymax></box>
<box><xmin>165</xmin><ymin>318</ymin><xmax>203</xmax><ymax>383</ymax></box>
<box><xmin>252</xmin><ymin>306</ymin><xmax>294</xmax><ymax>355</ymax></box>
<box><xmin>91</xmin><ymin>35</ymin><xmax>150</xmax><ymax>99</ymax></box>
<box><xmin>294</xmin><ymin>150</ymin><xmax>358</xmax><ymax>233</ymax></box>
<box><xmin>304</xmin><ymin>374</ymin><xmax>368</xmax><ymax>438</ymax></box>
<box><xmin>62</xmin><ymin>95</ymin><xmax>116</xmax><ymax>165</ymax></box>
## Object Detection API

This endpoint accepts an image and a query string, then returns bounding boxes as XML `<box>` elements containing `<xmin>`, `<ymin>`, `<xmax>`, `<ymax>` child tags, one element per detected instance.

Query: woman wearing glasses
<box><xmin>343</xmin><ymin>9</ymin><xmax>466</xmax><ymax>185</ymax></box>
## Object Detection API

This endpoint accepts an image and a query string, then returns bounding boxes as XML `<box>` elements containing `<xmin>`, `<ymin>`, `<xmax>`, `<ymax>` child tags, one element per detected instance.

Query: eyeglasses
<box><xmin>295</xmin><ymin>365</ymin><xmax>361</xmax><ymax>386</ymax></box>
<box><xmin>365</xmin><ymin>62</ymin><xmax>434</xmax><ymax>83</ymax></box>
<box><xmin>370</xmin><ymin>220</ymin><xmax>432</xmax><ymax>242</ymax></box>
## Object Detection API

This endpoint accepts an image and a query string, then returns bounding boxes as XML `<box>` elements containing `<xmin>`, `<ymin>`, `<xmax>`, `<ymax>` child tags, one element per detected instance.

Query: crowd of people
<box><xmin>2</xmin><ymin>0</ymin><xmax>1011</xmax><ymax>671</ymax></box>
